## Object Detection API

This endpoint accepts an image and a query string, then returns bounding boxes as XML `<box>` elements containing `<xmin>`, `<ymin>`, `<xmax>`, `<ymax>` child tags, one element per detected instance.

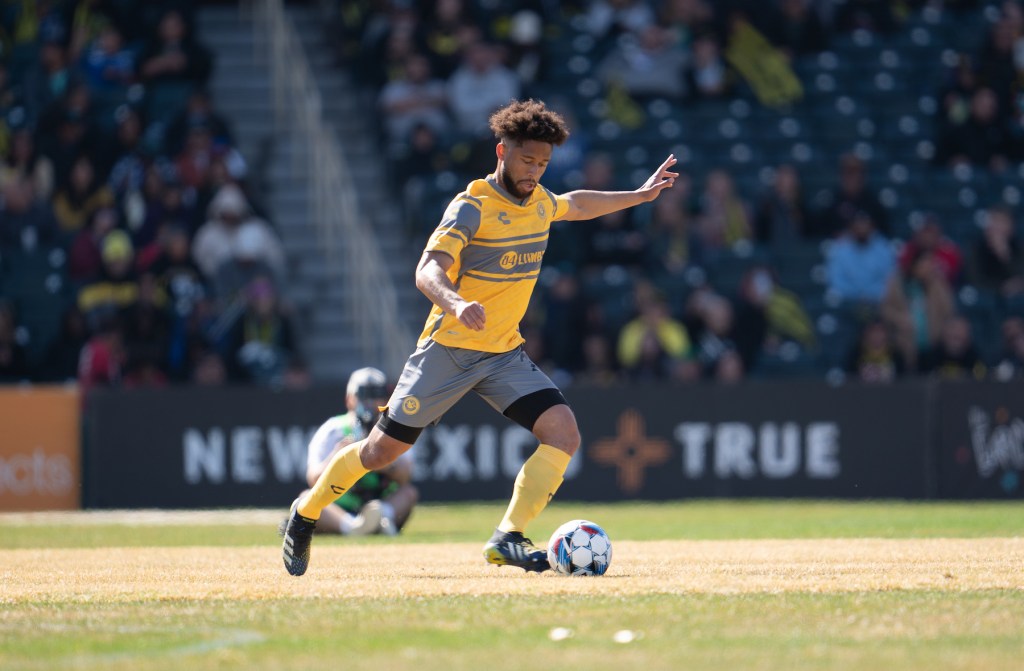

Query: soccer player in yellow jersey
<box><xmin>282</xmin><ymin>99</ymin><xmax>677</xmax><ymax>575</ymax></box>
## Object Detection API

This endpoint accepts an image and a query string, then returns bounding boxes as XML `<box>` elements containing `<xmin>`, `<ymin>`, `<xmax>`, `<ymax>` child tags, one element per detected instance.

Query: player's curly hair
<box><xmin>489</xmin><ymin>99</ymin><xmax>570</xmax><ymax>146</ymax></box>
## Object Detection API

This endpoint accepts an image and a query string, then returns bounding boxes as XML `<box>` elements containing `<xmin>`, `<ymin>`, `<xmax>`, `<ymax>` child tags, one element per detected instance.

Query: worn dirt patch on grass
<box><xmin>2</xmin><ymin>538</ymin><xmax>1021</xmax><ymax>604</ymax></box>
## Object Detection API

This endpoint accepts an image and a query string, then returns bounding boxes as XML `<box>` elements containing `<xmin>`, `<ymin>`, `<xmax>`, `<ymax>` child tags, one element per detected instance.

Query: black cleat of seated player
<box><xmin>282</xmin><ymin>498</ymin><xmax>317</xmax><ymax>576</ymax></box>
<box><xmin>483</xmin><ymin>528</ymin><xmax>550</xmax><ymax>572</ymax></box>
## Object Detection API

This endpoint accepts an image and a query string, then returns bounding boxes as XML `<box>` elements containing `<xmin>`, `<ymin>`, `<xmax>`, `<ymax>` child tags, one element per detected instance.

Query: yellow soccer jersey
<box><xmin>418</xmin><ymin>174</ymin><xmax>571</xmax><ymax>353</ymax></box>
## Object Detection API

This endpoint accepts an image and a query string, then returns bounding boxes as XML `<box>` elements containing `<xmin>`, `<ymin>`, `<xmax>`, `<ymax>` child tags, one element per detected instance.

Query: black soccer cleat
<box><xmin>483</xmin><ymin>528</ymin><xmax>550</xmax><ymax>573</ymax></box>
<box><xmin>282</xmin><ymin>498</ymin><xmax>317</xmax><ymax>576</ymax></box>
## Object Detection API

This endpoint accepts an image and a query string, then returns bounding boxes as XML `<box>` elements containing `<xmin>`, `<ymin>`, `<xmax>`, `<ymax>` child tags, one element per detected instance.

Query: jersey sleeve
<box><xmin>306</xmin><ymin>417</ymin><xmax>354</xmax><ymax>472</ymax></box>
<box><xmin>541</xmin><ymin>185</ymin><xmax>573</xmax><ymax>221</ymax></box>
<box><xmin>425</xmin><ymin>195</ymin><xmax>482</xmax><ymax>259</ymax></box>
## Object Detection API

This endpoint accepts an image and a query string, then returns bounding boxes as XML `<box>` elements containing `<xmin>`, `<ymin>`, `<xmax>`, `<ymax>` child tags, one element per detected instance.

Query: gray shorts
<box><xmin>385</xmin><ymin>340</ymin><xmax>560</xmax><ymax>431</ymax></box>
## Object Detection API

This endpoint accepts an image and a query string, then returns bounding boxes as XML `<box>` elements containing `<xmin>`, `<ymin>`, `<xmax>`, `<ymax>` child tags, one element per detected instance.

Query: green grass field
<box><xmin>2</xmin><ymin>501</ymin><xmax>1023</xmax><ymax>671</ymax></box>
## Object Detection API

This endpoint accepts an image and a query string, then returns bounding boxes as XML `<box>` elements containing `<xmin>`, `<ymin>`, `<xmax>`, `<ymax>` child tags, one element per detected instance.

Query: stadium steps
<box><xmin>287</xmin><ymin>6</ymin><xmax>425</xmax><ymax>350</ymax></box>
<box><xmin>197</xmin><ymin>5</ymin><xmax>350</xmax><ymax>381</ymax></box>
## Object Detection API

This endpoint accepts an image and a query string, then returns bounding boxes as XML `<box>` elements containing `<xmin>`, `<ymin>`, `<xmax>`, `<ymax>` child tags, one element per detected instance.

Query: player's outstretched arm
<box><xmin>556</xmin><ymin>154</ymin><xmax>678</xmax><ymax>221</ymax></box>
<box><xmin>415</xmin><ymin>251</ymin><xmax>485</xmax><ymax>330</ymax></box>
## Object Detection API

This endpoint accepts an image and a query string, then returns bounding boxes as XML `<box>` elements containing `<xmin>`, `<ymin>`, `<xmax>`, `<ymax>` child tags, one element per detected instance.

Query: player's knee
<box><xmin>558</xmin><ymin>424</ymin><xmax>582</xmax><ymax>455</ymax></box>
<box><xmin>533</xmin><ymin>406</ymin><xmax>581</xmax><ymax>455</ymax></box>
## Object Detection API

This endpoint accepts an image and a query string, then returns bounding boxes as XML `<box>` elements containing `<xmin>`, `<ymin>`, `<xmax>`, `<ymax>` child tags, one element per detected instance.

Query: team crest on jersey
<box><xmin>402</xmin><ymin>396</ymin><xmax>421</xmax><ymax>415</ymax></box>
<box><xmin>536</xmin><ymin>201</ymin><xmax>546</xmax><ymax>218</ymax></box>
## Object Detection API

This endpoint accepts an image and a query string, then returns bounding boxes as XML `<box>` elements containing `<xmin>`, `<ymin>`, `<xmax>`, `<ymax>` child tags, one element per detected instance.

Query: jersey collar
<box><xmin>485</xmin><ymin>173</ymin><xmax>534</xmax><ymax>207</ymax></box>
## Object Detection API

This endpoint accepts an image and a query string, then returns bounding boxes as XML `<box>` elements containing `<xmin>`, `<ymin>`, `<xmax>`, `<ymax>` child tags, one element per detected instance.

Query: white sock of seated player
<box><xmin>380</xmin><ymin>502</ymin><xmax>396</xmax><ymax>522</ymax></box>
<box><xmin>337</xmin><ymin>511</ymin><xmax>359</xmax><ymax>534</ymax></box>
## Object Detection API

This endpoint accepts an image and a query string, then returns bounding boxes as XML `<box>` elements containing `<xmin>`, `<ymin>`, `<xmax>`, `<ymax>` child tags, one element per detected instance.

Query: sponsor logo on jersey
<box><xmin>499</xmin><ymin>250</ymin><xmax>545</xmax><ymax>270</ymax></box>
<box><xmin>497</xmin><ymin>211</ymin><xmax>511</xmax><ymax>225</ymax></box>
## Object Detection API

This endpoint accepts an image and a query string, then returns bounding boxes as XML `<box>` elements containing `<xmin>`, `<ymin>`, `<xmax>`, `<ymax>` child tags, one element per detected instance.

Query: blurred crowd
<box><xmin>329</xmin><ymin>0</ymin><xmax>1024</xmax><ymax>387</ymax></box>
<box><xmin>0</xmin><ymin>1</ymin><xmax>302</xmax><ymax>391</ymax></box>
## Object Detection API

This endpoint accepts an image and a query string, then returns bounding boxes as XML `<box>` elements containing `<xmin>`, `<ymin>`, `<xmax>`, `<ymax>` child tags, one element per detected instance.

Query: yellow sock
<box><xmin>498</xmin><ymin>444</ymin><xmax>571</xmax><ymax>534</ymax></box>
<box><xmin>297</xmin><ymin>442</ymin><xmax>369</xmax><ymax>520</ymax></box>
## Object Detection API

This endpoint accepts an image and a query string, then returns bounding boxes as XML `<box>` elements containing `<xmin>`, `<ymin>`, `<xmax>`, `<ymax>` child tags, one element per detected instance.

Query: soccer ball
<box><xmin>547</xmin><ymin>519</ymin><xmax>612</xmax><ymax>576</ymax></box>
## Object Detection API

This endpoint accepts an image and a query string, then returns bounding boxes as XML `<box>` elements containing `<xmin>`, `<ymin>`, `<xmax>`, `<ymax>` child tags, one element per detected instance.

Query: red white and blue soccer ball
<box><xmin>547</xmin><ymin>519</ymin><xmax>612</xmax><ymax>576</ymax></box>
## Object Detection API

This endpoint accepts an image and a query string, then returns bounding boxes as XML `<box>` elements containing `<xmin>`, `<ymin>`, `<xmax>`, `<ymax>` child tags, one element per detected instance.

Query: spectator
<box><xmin>190</xmin><ymin>348</ymin><xmax>227</xmax><ymax>386</ymax></box>
<box><xmin>541</xmin><ymin>273</ymin><xmax>588</xmax><ymax>375</ymax></box>
<box><xmin>505</xmin><ymin>9</ymin><xmax>545</xmax><ymax>85</ymax></box>
<box><xmin>687</xmin><ymin>33</ymin><xmax>732</xmax><ymax>99</ymax></box>
<box><xmin>617</xmin><ymin>290</ymin><xmax>693</xmax><ymax>380</ymax></box>
<box><xmin>660</xmin><ymin>0</ymin><xmax>714</xmax><ymax>46</ymax></box>
<box><xmin>771</xmin><ymin>0</ymin><xmax>828</xmax><ymax>57</ymax></box>
<box><xmin>597</xmin><ymin>24</ymin><xmax>690</xmax><ymax>101</ymax></box>
<box><xmin>77</xmin><ymin>229</ymin><xmax>140</xmax><ymax>327</ymax></box>
<box><xmin>0</xmin><ymin>178</ymin><xmax>58</xmax><ymax>251</ymax></box>
<box><xmin>734</xmin><ymin>266</ymin><xmax>816</xmax><ymax>372</ymax></box>
<box><xmin>23</xmin><ymin>40</ymin><xmax>72</xmax><ymax>122</ymax></box>
<box><xmin>0</xmin><ymin>129</ymin><xmax>55</xmax><ymax>199</ymax></box>
<box><xmin>754</xmin><ymin>163</ymin><xmax>811</xmax><ymax>245</ymax></box>
<box><xmin>77</xmin><ymin>314</ymin><xmax>124</xmax><ymax>395</ymax></box>
<box><xmin>585</xmin><ymin>0</ymin><xmax>656</xmax><ymax>43</ymax></box>
<box><xmin>135</xmin><ymin>165</ymin><xmax>196</xmax><ymax>245</ymax></box>
<box><xmin>80</xmin><ymin>23</ymin><xmax>135</xmax><ymax>97</ymax></box>
<box><xmin>105</xmin><ymin>106</ymin><xmax>148</xmax><ymax>198</ymax></box>
<box><xmin>816</xmin><ymin>154</ymin><xmax>888</xmax><ymax>238</ymax></box>
<box><xmin>845</xmin><ymin>319</ymin><xmax>905</xmax><ymax>383</ymax></box>
<box><xmin>977</xmin><ymin>14</ymin><xmax>1019</xmax><ymax>113</ymax></box>
<box><xmin>212</xmin><ymin>223</ymin><xmax>281</xmax><ymax>305</ymax></box>
<box><xmin>938</xmin><ymin>87</ymin><xmax>1012</xmax><ymax>170</ymax></box>
<box><xmin>41</xmin><ymin>306</ymin><xmax>89</xmax><ymax>382</ymax></box>
<box><xmin>137</xmin><ymin>10</ymin><xmax>212</xmax><ymax>122</ymax></box>
<box><xmin>967</xmin><ymin>205</ymin><xmax>1024</xmax><ymax>297</ymax></box>
<box><xmin>920</xmin><ymin>315</ymin><xmax>987</xmax><ymax>379</ymax></box>
<box><xmin>192</xmin><ymin>184</ymin><xmax>285</xmax><ymax>282</ymax></box>
<box><xmin>897</xmin><ymin>214</ymin><xmax>963</xmax><ymax>285</ymax></box>
<box><xmin>834</xmin><ymin>0</ymin><xmax>897</xmax><ymax>34</ymax></box>
<box><xmin>38</xmin><ymin>84</ymin><xmax>100</xmax><ymax>184</ymax></box>
<box><xmin>378</xmin><ymin>53</ymin><xmax>450</xmax><ymax>150</ymax></box>
<box><xmin>713</xmin><ymin>348</ymin><xmax>745</xmax><ymax>383</ymax></box>
<box><xmin>575</xmin><ymin>333</ymin><xmax>621</xmax><ymax>387</ymax></box>
<box><xmin>418</xmin><ymin>0</ymin><xmax>478</xmax><ymax>79</ymax></box>
<box><xmin>0</xmin><ymin>303</ymin><xmax>29</xmax><ymax>382</ymax></box>
<box><xmin>281</xmin><ymin>357</ymin><xmax>313</xmax><ymax>390</ymax></box>
<box><xmin>224</xmin><ymin>276</ymin><xmax>299</xmax><ymax>385</ymax></box>
<box><xmin>583</xmin><ymin>207</ymin><xmax>646</xmax><ymax>270</ymax></box>
<box><xmin>446</xmin><ymin>41</ymin><xmax>520</xmax><ymax>138</ymax></box>
<box><xmin>174</xmin><ymin>123</ymin><xmax>219</xmax><ymax>190</ymax></box>
<box><xmin>52</xmin><ymin>155</ymin><xmax>115</xmax><ymax>235</ymax></box>
<box><xmin>992</xmin><ymin>316</ymin><xmax>1024</xmax><ymax>380</ymax></box>
<box><xmin>685</xmin><ymin>288</ymin><xmax>739</xmax><ymax>379</ymax></box>
<box><xmin>164</xmin><ymin>89</ymin><xmax>233</xmax><ymax>157</ymax></box>
<box><xmin>881</xmin><ymin>251</ymin><xmax>956</xmax><ymax>371</ymax></box>
<box><xmin>697</xmin><ymin>169</ymin><xmax>752</xmax><ymax>250</ymax></box>
<box><xmin>826</xmin><ymin>211</ymin><xmax>896</xmax><ymax>305</ymax></box>
<box><xmin>119</xmin><ymin>273</ymin><xmax>171</xmax><ymax>388</ymax></box>
<box><xmin>646</xmin><ymin>172</ymin><xmax>704</xmax><ymax>276</ymax></box>
<box><xmin>68</xmin><ymin>207</ymin><xmax>119</xmax><ymax>282</ymax></box>
<box><xmin>938</xmin><ymin>54</ymin><xmax>979</xmax><ymax>135</ymax></box>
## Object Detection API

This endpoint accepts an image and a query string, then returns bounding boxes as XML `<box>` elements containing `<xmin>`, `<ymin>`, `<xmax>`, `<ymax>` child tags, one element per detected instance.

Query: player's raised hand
<box><xmin>455</xmin><ymin>300</ymin><xmax>486</xmax><ymax>331</ymax></box>
<box><xmin>634</xmin><ymin>154</ymin><xmax>678</xmax><ymax>202</ymax></box>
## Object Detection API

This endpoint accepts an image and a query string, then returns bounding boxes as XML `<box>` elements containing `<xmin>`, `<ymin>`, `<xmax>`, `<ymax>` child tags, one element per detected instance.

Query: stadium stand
<box><xmin>318</xmin><ymin>0</ymin><xmax>1024</xmax><ymax>385</ymax></box>
<box><xmin>0</xmin><ymin>2</ymin><xmax>307</xmax><ymax>389</ymax></box>
<box><xmin>4</xmin><ymin>0</ymin><xmax>1024</xmax><ymax>389</ymax></box>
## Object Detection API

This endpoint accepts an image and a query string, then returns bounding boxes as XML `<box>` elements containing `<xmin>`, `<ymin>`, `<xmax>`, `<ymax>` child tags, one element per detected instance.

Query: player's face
<box><xmin>498</xmin><ymin>140</ymin><xmax>552</xmax><ymax>200</ymax></box>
